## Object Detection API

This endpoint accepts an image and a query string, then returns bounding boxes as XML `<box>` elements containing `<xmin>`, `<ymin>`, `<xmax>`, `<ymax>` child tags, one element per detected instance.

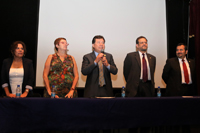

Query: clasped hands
<box><xmin>48</xmin><ymin>90</ymin><xmax>74</xmax><ymax>98</ymax></box>
<box><xmin>95</xmin><ymin>53</ymin><xmax>109</xmax><ymax>66</ymax></box>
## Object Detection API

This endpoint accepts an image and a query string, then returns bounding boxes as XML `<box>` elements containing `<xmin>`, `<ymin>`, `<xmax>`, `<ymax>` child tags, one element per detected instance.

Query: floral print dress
<box><xmin>44</xmin><ymin>53</ymin><xmax>77</xmax><ymax>98</ymax></box>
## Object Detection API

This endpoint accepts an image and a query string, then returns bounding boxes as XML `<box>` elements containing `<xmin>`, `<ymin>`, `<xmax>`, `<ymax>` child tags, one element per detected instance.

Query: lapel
<box><xmin>146</xmin><ymin>53</ymin><xmax>152</xmax><ymax>69</ymax></box>
<box><xmin>91</xmin><ymin>51</ymin><xmax>101</xmax><ymax>71</ymax></box>
<box><xmin>22</xmin><ymin>58</ymin><xmax>26</xmax><ymax>84</ymax></box>
<box><xmin>22</xmin><ymin>57</ymin><xmax>25</xmax><ymax>72</ymax></box>
<box><xmin>187</xmin><ymin>58</ymin><xmax>192</xmax><ymax>67</ymax></box>
<box><xmin>91</xmin><ymin>51</ymin><xmax>96</xmax><ymax>61</ymax></box>
<box><xmin>175</xmin><ymin>57</ymin><xmax>181</xmax><ymax>75</ymax></box>
<box><xmin>187</xmin><ymin>58</ymin><xmax>193</xmax><ymax>75</ymax></box>
<box><xmin>8</xmin><ymin>58</ymin><xmax>13</xmax><ymax>68</ymax></box>
<box><xmin>135</xmin><ymin>52</ymin><xmax>141</xmax><ymax>68</ymax></box>
<box><xmin>7</xmin><ymin>58</ymin><xmax>14</xmax><ymax>76</ymax></box>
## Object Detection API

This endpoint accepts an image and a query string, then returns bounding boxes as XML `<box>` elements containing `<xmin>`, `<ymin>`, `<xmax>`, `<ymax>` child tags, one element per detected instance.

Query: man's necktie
<box><xmin>98</xmin><ymin>60</ymin><xmax>105</xmax><ymax>86</ymax></box>
<box><xmin>142</xmin><ymin>53</ymin><xmax>148</xmax><ymax>82</ymax></box>
<box><xmin>182</xmin><ymin>59</ymin><xmax>189</xmax><ymax>84</ymax></box>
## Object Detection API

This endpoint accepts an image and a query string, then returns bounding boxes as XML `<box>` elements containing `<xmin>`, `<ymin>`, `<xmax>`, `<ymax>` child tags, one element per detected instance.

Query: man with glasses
<box><xmin>123</xmin><ymin>36</ymin><xmax>156</xmax><ymax>97</ymax></box>
<box><xmin>81</xmin><ymin>35</ymin><xmax>118</xmax><ymax>98</ymax></box>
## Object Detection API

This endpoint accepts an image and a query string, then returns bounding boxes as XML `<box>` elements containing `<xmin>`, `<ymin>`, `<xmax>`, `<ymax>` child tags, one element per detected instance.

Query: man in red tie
<box><xmin>123</xmin><ymin>36</ymin><xmax>156</xmax><ymax>97</ymax></box>
<box><xmin>162</xmin><ymin>43</ymin><xmax>196</xmax><ymax>96</ymax></box>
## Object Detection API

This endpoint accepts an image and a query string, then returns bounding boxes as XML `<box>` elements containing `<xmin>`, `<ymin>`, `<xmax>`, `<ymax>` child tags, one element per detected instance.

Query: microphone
<box><xmin>101</xmin><ymin>49</ymin><xmax>106</xmax><ymax>57</ymax></box>
<box><xmin>101</xmin><ymin>49</ymin><xmax>104</xmax><ymax>53</ymax></box>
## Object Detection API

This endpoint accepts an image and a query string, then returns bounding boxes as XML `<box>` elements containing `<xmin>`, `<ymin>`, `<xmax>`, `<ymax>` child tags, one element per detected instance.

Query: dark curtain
<box><xmin>166</xmin><ymin>0</ymin><xmax>190</xmax><ymax>58</ymax></box>
<box><xmin>189</xmin><ymin>0</ymin><xmax>200</xmax><ymax>95</ymax></box>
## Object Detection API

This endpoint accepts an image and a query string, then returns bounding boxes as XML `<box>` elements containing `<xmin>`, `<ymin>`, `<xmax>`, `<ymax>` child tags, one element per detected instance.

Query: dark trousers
<box><xmin>179</xmin><ymin>84</ymin><xmax>195</xmax><ymax>96</ymax></box>
<box><xmin>135</xmin><ymin>80</ymin><xmax>153</xmax><ymax>97</ymax></box>
<box><xmin>94</xmin><ymin>85</ymin><xmax>108</xmax><ymax>97</ymax></box>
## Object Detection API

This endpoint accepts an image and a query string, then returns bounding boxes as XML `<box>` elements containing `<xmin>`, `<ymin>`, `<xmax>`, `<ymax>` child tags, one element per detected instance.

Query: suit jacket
<box><xmin>81</xmin><ymin>51</ymin><xmax>118</xmax><ymax>97</ymax></box>
<box><xmin>123</xmin><ymin>51</ymin><xmax>156</xmax><ymax>97</ymax></box>
<box><xmin>1</xmin><ymin>58</ymin><xmax>34</xmax><ymax>96</ymax></box>
<box><xmin>162</xmin><ymin>57</ymin><xmax>196</xmax><ymax>96</ymax></box>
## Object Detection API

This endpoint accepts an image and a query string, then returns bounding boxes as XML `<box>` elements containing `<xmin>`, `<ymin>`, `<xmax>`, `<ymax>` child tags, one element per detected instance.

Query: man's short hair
<box><xmin>136</xmin><ymin>36</ymin><xmax>148</xmax><ymax>44</ymax></box>
<box><xmin>177</xmin><ymin>43</ymin><xmax>188</xmax><ymax>50</ymax></box>
<box><xmin>92</xmin><ymin>35</ymin><xmax>105</xmax><ymax>44</ymax></box>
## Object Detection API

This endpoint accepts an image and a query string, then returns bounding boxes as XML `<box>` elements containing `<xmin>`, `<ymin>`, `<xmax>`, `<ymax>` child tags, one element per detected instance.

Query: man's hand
<box><xmin>102</xmin><ymin>56</ymin><xmax>109</xmax><ymax>66</ymax></box>
<box><xmin>94</xmin><ymin>53</ymin><xmax>104</xmax><ymax>63</ymax></box>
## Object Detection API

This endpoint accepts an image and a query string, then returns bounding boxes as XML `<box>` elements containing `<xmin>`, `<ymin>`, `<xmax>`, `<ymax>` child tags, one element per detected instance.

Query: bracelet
<box><xmin>25</xmin><ymin>89</ymin><xmax>29</xmax><ymax>93</ymax></box>
<box><xmin>71</xmin><ymin>87</ymin><xmax>75</xmax><ymax>90</ymax></box>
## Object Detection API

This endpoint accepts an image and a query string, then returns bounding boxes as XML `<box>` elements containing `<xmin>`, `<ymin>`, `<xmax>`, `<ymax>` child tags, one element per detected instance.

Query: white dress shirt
<box><xmin>178</xmin><ymin>57</ymin><xmax>192</xmax><ymax>84</ymax></box>
<box><xmin>138</xmin><ymin>51</ymin><xmax>151</xmax><ymax>80</ymax></box>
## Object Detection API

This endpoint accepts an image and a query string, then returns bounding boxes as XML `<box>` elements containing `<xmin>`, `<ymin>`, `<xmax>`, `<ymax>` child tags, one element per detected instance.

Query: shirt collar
<box><xmin>178</xmin><ymin>57</ymin><xmax>187</xmax><ymax>61</ymax></box>
<box><xmin>94</xmin><ymin>51</ymin><xmax>99</xmax><ymax>57</ymax></box>
<box><xmin>138</xmin><ymin>51</ymin><xmax>147</xmax><ymax>56</ymax></box>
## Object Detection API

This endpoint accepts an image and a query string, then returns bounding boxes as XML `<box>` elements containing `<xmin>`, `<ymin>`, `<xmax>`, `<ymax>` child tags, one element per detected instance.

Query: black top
<box><xmin>1</xmin><ymin>57</ymin><xmax>34</xmax><ymax>96</ymax></box>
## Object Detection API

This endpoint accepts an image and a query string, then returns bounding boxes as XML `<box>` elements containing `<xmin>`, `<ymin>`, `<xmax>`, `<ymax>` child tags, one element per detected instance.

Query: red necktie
<box><xmin>142</xmin><ymin>53</ymin><xmax>148</xmax><ymax>82</ymax></box>
<box><xmin>182</xmin><ymin>59</ymin><xmax>189</xmax><ymax>84</ymax></box>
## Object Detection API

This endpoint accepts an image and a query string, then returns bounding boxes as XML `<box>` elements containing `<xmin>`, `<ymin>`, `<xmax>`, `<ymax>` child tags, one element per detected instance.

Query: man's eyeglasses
<box><xmin>139</xmin><ymin>42</ymin><xmax>147</xmax><ymax>44</ymax></box>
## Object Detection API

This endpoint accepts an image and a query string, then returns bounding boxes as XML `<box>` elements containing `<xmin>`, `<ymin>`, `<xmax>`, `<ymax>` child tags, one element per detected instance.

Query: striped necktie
<box><xmin>98</xmin><ymin>60</ymin><xmax>105</xmax><ymax>86</ymax></box>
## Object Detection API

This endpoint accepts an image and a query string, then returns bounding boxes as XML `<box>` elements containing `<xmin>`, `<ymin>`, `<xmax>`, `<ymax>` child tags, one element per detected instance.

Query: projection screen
<box><xmin>36</xmin><ymin>0</ymin><xmax>167</xmax><ymax>88</ymax></box>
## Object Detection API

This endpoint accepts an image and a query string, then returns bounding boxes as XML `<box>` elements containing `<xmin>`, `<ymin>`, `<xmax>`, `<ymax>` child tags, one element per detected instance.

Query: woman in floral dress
<box><xmin>43</xmin><ymin>37</ymin><xmax>79</xmax><ymax>98</ymax></box>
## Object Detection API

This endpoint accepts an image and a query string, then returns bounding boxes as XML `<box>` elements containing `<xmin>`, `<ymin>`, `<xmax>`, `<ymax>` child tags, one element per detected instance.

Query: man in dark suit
<box><xmin>162</xmin><ymin>43</ymin><xmax>196</xmax><ymax>96</ymax></box>
<box><xmin>81</xmin><ymin>35</ymin><xmax>118</xmax><ymax>98</ymax></box>
<box><xmin>123</xmin><ymin>36</ymin><xmax>156</xmax><ymax>97</ymax></box>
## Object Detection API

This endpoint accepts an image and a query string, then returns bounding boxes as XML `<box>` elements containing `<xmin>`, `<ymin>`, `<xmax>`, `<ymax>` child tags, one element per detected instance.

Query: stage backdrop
<box><xmin>36</xmin><ymin>0</ymin><xmax>167</xmax><ymax>88</ymax></box>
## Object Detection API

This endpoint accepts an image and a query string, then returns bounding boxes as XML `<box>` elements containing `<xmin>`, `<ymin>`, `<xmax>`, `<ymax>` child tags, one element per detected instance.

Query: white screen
<box><xmin>36</xmin><ymin>0</ymin><xmax>167</xmax><ymax>88</ymax></box>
